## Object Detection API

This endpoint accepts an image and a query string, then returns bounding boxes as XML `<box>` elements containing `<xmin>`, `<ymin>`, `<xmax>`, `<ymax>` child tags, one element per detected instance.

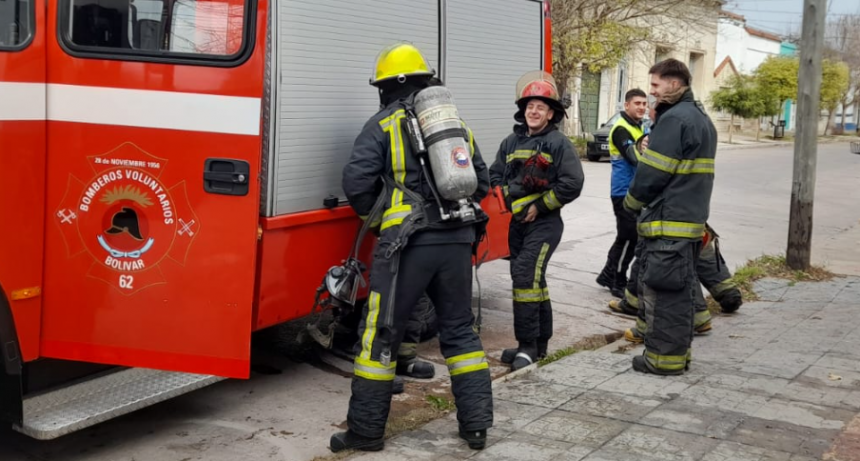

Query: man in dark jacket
<box><xmin>489</xmin><ymin>70</ymin><xmax>585</xmax><ymax>371</ymax></box>
<box><xmin>622</xmin><ymin>59</ymin><xmax>717</xmax><ymax>375</ymax></box>
<box><xmin>330</xmin><ymin>43</ymin><xmax>493</xmax><ymax>452</ymax></box>
<box><xmin>597</xmin><ymin>88</ymin><xmax>649</xmax><ymax>298</ymax></box>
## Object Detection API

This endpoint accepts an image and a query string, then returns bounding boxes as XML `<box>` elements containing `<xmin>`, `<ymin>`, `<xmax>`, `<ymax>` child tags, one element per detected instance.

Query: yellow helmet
<box><xmin>370</xmin><ymin>42</ymin><xmax>435</xmax><ymax>86</ymax></box>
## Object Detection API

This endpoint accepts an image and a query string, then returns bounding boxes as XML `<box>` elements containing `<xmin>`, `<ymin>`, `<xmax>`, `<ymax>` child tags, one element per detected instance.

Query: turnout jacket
<box><xmin>623</xmin><ymin>90</ymin><xmax>717</xmax><ymax>240</ymax></box>
<box><xmin>488</xmin><ymin>124</ymin><xmax>584</xmax><ymax>220</ymax></box>
<box><xmin>342</xmin><ymin>93</ymin><xmax>490</xmax><ymax>244</ymax></box>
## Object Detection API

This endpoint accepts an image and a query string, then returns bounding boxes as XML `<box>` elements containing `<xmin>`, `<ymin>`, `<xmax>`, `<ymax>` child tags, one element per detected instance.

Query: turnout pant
<box><xmin>599</xmin><ymin>196</ymin><xmax>639</xmax><ymax>289</ymax></box>
<box><xmin>638</xmin><ymin>238</ymin><xmax>702</xmax><ymax>372</ymax></box>
<box><xmin>397</xmin><ymin>295</ymin><xmax>437</xmax><ymax>362</ymax></box>
<box><xmin>348</xmin><ymin>242</ymin><xmax>492</xmax><ymax>439</ymax></box>
<box><xmin>698</xmin><ymin>238</ymin><xmax>742</xmax><ymax>311</ymax></box>
<box><xmin>627</xmin><ymin>240</ymin><xmax>711</xmax><ymax>334</ymax></box>
<box><xmin>509</xmin><ymin>214</ymin><xmax>563</xmax><ymax>343</ymax></box>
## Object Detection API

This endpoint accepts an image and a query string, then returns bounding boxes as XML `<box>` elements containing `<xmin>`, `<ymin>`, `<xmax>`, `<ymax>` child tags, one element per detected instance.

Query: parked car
<box><xmin>584</xmin><ymin>113</ymin><xmax>651</xmax><ymax>162</ymax></box>
<box><xmin>584</xmin><ymin>113</ymin><xmax>620</xmax><ymax>162</ymax></box>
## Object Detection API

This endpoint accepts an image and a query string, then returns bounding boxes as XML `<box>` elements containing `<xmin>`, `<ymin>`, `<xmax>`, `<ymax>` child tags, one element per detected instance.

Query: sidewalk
<box><xmin>717</xmin><ymin>134</ymin><xmax>860</xmax><ymax>151</ymax></box>
<box><xmin>345</xmin><ymin>276</ymin><xmax>860</xmax><ymax>461</ymax></box>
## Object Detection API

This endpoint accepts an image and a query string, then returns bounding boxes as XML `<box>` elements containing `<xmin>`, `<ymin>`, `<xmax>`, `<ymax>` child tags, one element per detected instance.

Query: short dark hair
<box><xmin>625</xmin><ymin>88</ymin><xmax>647</xmax><ymax>101</ymax></box>
<box><xmin>649</xmin><ymin>59</ymin><xmax>692</xmax><ymax>86</ymax></box>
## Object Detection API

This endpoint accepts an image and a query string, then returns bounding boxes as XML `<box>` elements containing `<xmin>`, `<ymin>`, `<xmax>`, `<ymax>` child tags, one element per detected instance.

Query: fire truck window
<box><xmin>0</xmin><ymin>0</ymin><xmax>34</xmax><ymax>50</ymax></box>
<box><xmin>63</xmin><ymin>0</ymin><xmax>247</xmax><ymax>59</ymax></box>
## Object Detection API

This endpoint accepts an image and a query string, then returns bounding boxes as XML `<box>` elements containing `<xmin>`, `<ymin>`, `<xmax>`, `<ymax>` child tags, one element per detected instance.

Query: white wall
<box><xmin>745</xmin><ymin>35</ymin><xmax>781</xmax><ymax>72</ymax></box>
<box><xmin>716</xmin><ymin>18</ymin><xmax>747</xmax><ymax>71</ymax></box>
<box><xmin>715</xmin><ymin>16</ymin><xmax>781</xmax><ymax>75</ymax></box>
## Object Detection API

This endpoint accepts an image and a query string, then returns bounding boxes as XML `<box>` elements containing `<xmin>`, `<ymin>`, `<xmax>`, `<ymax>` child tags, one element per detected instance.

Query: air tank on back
<box><xmin>413</xmin><ymin>86</ymin><xmax>478</xmax><ymax>202</ymax></box>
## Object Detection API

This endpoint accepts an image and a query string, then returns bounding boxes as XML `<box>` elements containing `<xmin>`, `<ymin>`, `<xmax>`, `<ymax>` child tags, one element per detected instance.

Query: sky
<box><xmin>722</xmin><ymin>0</ymin><xmax>859</xmax><ymax>37</ymax></box>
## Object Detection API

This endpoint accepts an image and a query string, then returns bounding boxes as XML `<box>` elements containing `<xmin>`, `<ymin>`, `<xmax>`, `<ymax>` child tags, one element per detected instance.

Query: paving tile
<box><xmin>751</xmin><ymin>398</ymin><xmax>854</xmax><ymax>431</ymax></box>
<box><xmin>595</xmin><ymin>371</ymin><xmax>691</xmax><ymax>400</ymax></box>
<box><xmin>489</xmin><ymin>399</ymin><xmax>554</xmax><ymax>434</ymax></box>
<box><xmin>729</xmin><ymin>416</ymin><xmax>843</xmax><ymax>458</ymax></box>
<box><xmin>736</xmin><ymin>350</ymin><xmax>823</xmax><ymax>380</ymax></box>
<box><xmin>555</xmin><ymin>351</ymin><xmax>633</xmax><ymax>373</ymax></box>
<box><xmin>582</xmin><ymin>425</ymin><xmax>719</xmax><ymax>461</ymax></box>
<box><xmin>388</xmin><ymin>417</ymin><xmax>503</xmax><ymax>458</ymax></box>
<box><xmin>559</xmin><ymin>389</ymin><xmax>663</xmax><ymax>423</ymax></box>
<box><xmin>698</xmin><ymin>369</ymin><xmax>790</xmax><ymax>396</ymax></box>
<box><xmin>639</xmin><ymin>400</ymin><xmax>747</xmax><ymax>439</ymax></box>
<box><xmin>521</xmin><ymin>410</ymin><xmax>629</xmax><ymax>447</ymax></box>
<box><xmin>799</xmin><ymin>365</ymin><xmax>860</xmax><ymax>390</ymax></box>
<box><xmin>676</xmin><ymin>383</ymin><xmax>769</xmax><ymax>416</ymax></box>
<box><xmin>492</xmin><ymin>378</ymin><xmax>586</xmax><ymax>409</ymax></box>
<box><xmin>470</xmin><ymin>432</ymin><xmax>585</xmax><ymax>461</ymax></box>
<box><xmin>533</xmin><ymin>363</ymin><xmax>618</xmax><ymax>389</ymax></box>
<box><xmin>777</xmin><ymin>381</ymin><xmax>860</xmax><ymax>411</ymax></box>
<box><xmin>700</xmin><ymin>441</ymin><xmax>793</xmax><ymax>461</ymax></box>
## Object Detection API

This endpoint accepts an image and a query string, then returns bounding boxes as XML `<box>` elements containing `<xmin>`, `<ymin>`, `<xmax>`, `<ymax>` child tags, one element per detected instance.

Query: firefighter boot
<box><xmin>502</xmin><ymin>341</ymin><xmax>546</xmax><ymax>364</ymax></box>
<box><xmin>392</xmin><ymin>375</ymin><xmax>405</xmax><ymax>394</ymax></box>
<box><xmin>632</xmin><ymin>354</ymin><xmax>686</xmax><ymax>376</ymax></box>
<box><xmin>396</xmin><ymin>358</ymin><xmax>436</xmax><ymax>379</ymax></box>
<box><xmin>608</xmin><ymin>299</ymin><xmax>638</xmax><ymax>317</ymax></box>
<box><xmin>624</xmin><ymin>327</ymin><xmax>644</xmax><ymax>344</ymax></box>
<box><xmin>537</xmin><ymin>340</ymin><xmax>549</xmax><ymax>360</ymax></box>
<box><xmin>329</xmin><ymin>430</ymin><xmax>384</xmax><ymax>453</ymax></box>
<box><xmin>459</xmin><ymin>428</ymin><xmax>487</xmax><ymax>450</ymax></box>
<box><xmin>596</xmin><ymin>264</ymin><xmax>614</xmax><ymax>291</ymax></box>
<box><xmin>719</xmin><ymin>290</ymin><xmax>744</xmax><ymax>314</ymax></box>
<box><xmin>611</xmin><ymin>273</ymin><xmax>627</xmax><ymax>299</ymax></box>
<box><xmin>511</xmin><ymin>341</ymin><xmax>538</xmax><ymax>371</ymax></box>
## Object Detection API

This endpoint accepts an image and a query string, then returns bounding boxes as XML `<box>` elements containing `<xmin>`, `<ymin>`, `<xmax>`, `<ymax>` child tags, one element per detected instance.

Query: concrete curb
<box><xmin>718</xmin><ymin>137</ymin><xmax>860</xmax><ymax>151</ymax></box>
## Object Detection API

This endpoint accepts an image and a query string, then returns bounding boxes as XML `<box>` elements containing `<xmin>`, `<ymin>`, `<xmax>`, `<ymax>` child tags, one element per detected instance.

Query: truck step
<box><xmin>15</xmin><ymin>368</ymin><xmax>224</xmax><ymax>440</ymax></box>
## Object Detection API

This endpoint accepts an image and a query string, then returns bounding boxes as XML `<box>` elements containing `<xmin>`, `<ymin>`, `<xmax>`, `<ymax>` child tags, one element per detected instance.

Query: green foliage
<box><xmin>821</xmin><ymin>59</ymin><xmax>850</xmax><ymax>111</ymax></box>
<box><xmin>425</xmin><ymin>395</ymin><xmax>456</xmax><ymax>412</ymax></box>
<box><xmin>754</xmin><ymin>56</ymin><xmax>800</xmax><ymax>105</ymax></box>
<box><xmin>710</xmin><ymin>75</ymin><xmax>780</xmax><ymax>123</ymax></box>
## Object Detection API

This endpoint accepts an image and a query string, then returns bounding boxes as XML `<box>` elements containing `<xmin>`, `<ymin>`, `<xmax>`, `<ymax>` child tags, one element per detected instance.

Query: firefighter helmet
<box><xmin>370</xmin><ymin>42</ymin><xmax>435</xmax><ymax>86</ymax></box>
<box><xmin>514</xmin><ymin>70</ymin><xmax>566</xmax><ymax>123</ymax></box>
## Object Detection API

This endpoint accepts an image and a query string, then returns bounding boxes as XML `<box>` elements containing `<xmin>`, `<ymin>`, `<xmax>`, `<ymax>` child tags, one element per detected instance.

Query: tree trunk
<box><xmin>756</xmin><ymin>116</ymin><xmax>761</xmax><ymax>141</ymax></box>
<box><xmin>728</xmin><ymin>114</ymin><xmax>734</xmax><ymax>144</ymax></box>
<box><xmin>840</xmin><ymin>96</ymin><xmax>848</xmax><ymax>130</ymax></box>
<box><xmin>825</xmin><ymin>109</ymin><xmax>835</xmax><ymax>136</ymax></box>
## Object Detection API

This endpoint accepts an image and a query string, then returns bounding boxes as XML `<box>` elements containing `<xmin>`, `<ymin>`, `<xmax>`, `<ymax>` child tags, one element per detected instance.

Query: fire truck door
<box><xmin>39</xmin><ymin>0</ymin><xmax>265</xmax><ymax>379</ymax></box>
<box><xmin>0</xmin><ymin>0</ymin><xmax>46</xmax><ymax>365</ymax></box>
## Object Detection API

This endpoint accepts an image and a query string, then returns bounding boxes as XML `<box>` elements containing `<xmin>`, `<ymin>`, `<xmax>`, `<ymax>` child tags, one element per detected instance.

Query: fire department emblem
<box><xmin>452</xmin><ymin>147</ymin><xmax>471</xmax><ymax>168</ymax></box>
<box><xmin>55</xmin><ymin>142</ymin><xmax>199</xmax><ymax>295</ymax></box>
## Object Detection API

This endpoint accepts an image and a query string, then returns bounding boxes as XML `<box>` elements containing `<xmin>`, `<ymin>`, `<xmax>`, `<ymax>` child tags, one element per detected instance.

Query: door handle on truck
<box><xmin>203</xmin><ymin>158</ymin><xmax>250</xmax><ymax>196</ymax></box>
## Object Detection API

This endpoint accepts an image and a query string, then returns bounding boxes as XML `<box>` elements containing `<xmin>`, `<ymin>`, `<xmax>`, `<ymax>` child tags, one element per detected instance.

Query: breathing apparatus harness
<box><xmin>305</xmin><ymin>87</ymin><xmax>489</xmax><ymax>366</ymax></box>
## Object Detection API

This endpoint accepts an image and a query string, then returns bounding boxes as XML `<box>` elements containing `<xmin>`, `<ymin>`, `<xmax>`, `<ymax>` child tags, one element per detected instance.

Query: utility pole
<box><xmin>787</xmin><ymin>0</ymin><xmax>827</xmax><ymax>270</ymax></box>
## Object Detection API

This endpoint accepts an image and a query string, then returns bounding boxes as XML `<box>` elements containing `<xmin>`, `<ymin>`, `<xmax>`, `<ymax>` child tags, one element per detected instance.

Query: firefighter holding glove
<box><xmin>330</xmin><ymin>43</ymin><xmax>493</xmax><ymax>453</ymax></box>
<box><xmin>489</xmin><ymin>71</ymin><xmax>584</xmax><ymax>371</ymax></box>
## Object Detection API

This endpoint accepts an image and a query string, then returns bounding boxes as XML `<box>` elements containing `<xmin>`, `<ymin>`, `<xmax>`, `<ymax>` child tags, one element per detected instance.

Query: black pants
<box><xmin>638</xmin><ymin>238</ymin><xmax>702</xmax><ymax>372</ymax></box>
<box><xmin>509</xmin><ymin>214</ymin><xmax>563</xmax><ymax>343</ymax></box>
<box><xmin>599</xmin><ymin>196</ymin><xmax>638</xmax><ymax>290</ymax></box>
<box><xmin>397</xmin><ymin>295</ymin><xmax>437</xmax><ymax>362</ymax></box>
<box><xmin>347</xmin><ymin>242</ymin><xmax>492</xmax><ymax>438</ymax></box>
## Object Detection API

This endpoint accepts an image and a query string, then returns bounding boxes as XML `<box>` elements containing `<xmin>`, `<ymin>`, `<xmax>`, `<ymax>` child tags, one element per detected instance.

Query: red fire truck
<box><xmin>0</xmin><ymin>0</ymin><xmax>552</xmax><ymax>439</ymax></box>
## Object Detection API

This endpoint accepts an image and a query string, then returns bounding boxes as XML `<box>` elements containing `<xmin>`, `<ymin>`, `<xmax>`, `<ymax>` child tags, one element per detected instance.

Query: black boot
<box><xmin>719</xmin><ymin>290</ymin><xmax>744</xmax><ymax>314</ymax></box>
<box><xmin>500</xmin><ymin>348</ymin><xmax>517</xmax><ymax>364</ymax></box>
<box><xmin>511</xmin><ymin>341</ymin><xmax>537</xmax><ymax>371</ymax></box>
<box><xmin>329</xmin><ymin>430</ymin><xmax>384</xmax><ymax>453</ymax></box>
<box><xmin>537</xmin><ymin>340</ymin><xmax>549</xmax><ymax>360</ymax></box>
<box><xmin>396</xmin><ymin>358</ymin><xmax>436</xmax><ymax>379</ymax></box>
<box><xmin>632</xmin><ymin>355</ymin><xmax>686</xmax><ymax>376</ymax></box>
<box><xmin>392</xmin><ymin>375</ymin><xmax>405</xmax><ymax>394</ymax></box>
<box><xmin>459</xmin><ymin>428</ymin><xmax>487</xmax><ymax>450</ymax></box>
<box><xmin>595</xmin><ymin>267</ymin><xmax>614</xmax><ymax>290</ymax></box>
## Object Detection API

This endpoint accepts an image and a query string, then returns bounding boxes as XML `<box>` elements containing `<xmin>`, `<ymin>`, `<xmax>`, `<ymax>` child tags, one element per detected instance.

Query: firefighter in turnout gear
<box><xmin>621</xmin><ymin>224</ymin><xmax>744</xmax><ymax>342</ymax></box>
<box><xmin>596</xmin><ymin>89</ymin><xmax>649</xmax><ymax>299</ymax></box>
<box><xmin>489</xmin><ymin>71</ymin><xmax>585</xmax><ymax>371</ymax></box>
<box><xmin>622</xmin><ymin>59</ymin><xmax>717</xmax><ymax>375</ymax></box>
<box><xmin>330</xmin><ymin>43</ymin><xmax>493</xmax><ymax>453</ymax></box>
